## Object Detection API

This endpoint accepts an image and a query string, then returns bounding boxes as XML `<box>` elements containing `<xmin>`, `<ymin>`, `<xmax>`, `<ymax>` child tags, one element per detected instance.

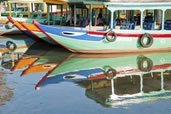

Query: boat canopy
<box><xmin>43</xmin><ymin>0</ymin><xmax>67</xmax><ymax>5</ymax></box>
<box><xmin>83</xmin><ymin>0</ymin><xmax>171</xmax><ymax>10</ymax></box>
<box><xmin>85</xmin><ymin>0</ymin><xmax>171</xmax><ymax>3</ymax></box>
<box><xmin>6</xmin><ymin>0</ymin><xmax>44</xmax><ymax>2</ymax></box>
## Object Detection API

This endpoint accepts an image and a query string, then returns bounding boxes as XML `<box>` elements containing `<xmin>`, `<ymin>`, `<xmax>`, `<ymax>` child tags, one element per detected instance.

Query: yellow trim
<box><xmin>0</xmin><ymin>20</ymin><xmax>8</xmax><ymax>23</ymax></box>
<box><xmin>14</xmin><ymin>21</ymin><xmax>25</xmax><ymax>30</ymax></box>
<box><xmin>0</xmin><ymin>46</ymin><xmax>29</xmax><ymax>53</ymax></box>
<box><xmin>86</xmin><ymin>5</ymin><xmax>106</xmax><ymax>9</ymax></box>
<box><xmin>43</xmin><ymin>0</ymin><xmax>68</xmax><ymax>5</ymax></box>
<box><xmin>24</xmin><ymin>63</ymin><xmax>57</xmax><ymax>75</ymax></box>
<box><xmin>8</xmin><ymin>2</ymin><xmax>12</xmax><ymax>17</ymax></box>
<box><xmin>24</xmin><ymin>23</ymin><xmax>40</xmax><ymax>32</ymax></box>
<box><xmin>27</xmin><ymin>3</ymin><xmax>31</xmax><ymax>18</ymax></box>
<box><xmin>14</xmin><ymin>57</ymin><xmax>38</xmax><ymax>70</ymax></box>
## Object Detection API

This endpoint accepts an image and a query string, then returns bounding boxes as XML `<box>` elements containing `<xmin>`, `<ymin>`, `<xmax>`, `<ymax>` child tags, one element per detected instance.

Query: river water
<box><xmin>0</xmin><ymin>37</ymin><xmax>171</xmax><ymax>114</ymax></box>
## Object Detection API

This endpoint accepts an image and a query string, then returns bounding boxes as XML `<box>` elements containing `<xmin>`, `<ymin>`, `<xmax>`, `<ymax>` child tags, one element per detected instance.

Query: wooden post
<box><xmin>61</xmin><ymin>4</ymin><xmax>63</xmax><ymax>16</ymax></box>
<box><xmin>70</xmin><ymin>6</ymin><xmax>72</xmax><ymax>25</ymax></box>
<box><xmin>47</xmin><ymin>4</ymin><xmax>50</xmax><ymax>25</ymax></box>
<box><xmin>74</xmin><ymin>4</ymin><xmax>77</xmax><ymax>27</ymax></box>
<box><xmin>8</xmin><ymin>2</ymin><xmax>12</xmax><ymax>17</ymax></box>
<box><xmin>82</xmin><ymin>9</ymin><xmax>84</xmax><ymax>17</ymax></box>
<box><xmin>60</xmin><ymin>5</ymin><xmax>63</xmax><ymax>25</ymax></box>
<box><xmin>140</xmin><ymin>10</ymin><xmax>144</xmax><ymax>30</ymax></box>
<box><xmin>89</xmin><ymin>4</ymin><xmax>92</xmax><ymax>30</ymax></box>
<box><xmin>27</xmin><ymin>3</ymin><xmax>31</xmax><ymax>18</ymax></box>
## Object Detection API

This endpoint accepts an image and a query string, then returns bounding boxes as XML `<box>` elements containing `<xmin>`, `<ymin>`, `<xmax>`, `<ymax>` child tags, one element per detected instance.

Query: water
<box><xmin>0</xmin><ymin>39</ymin><xmax>171</xmax><ymax>114</ymax></box>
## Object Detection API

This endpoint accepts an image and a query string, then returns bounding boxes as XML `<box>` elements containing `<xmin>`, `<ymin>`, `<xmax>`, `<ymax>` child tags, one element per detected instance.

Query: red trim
<box><xmin>21</xmin><ymin>58</ymin><xmax>39</xmax><ymax>76</ymax></box>
<box><xmin>35</xmin><ymin>55</ymin><xmax>72</xmax><ymax>90</ymax></box>
<box><xmin>20</xmin><ymin>22</ymin><xmax>41</xmax><ymax>40</ymax></box>
<box><xmin>7</xmin><ymin>16</ymin><xmax>25</xmax><ymax>33</ymax></box>
<box><xmin>88</xmin><ymin>63</ymin><xmax>171</xmax><ymax>80</ymax></box>
<box><xmin>88</xmin><ymin>31</ymin><xmax>171</xmax><ymax>38</ymax></box>
<box><xmin>33</xmin><ymin>21</ymin><xmax>72</xmax><ymax>52</ymax></box>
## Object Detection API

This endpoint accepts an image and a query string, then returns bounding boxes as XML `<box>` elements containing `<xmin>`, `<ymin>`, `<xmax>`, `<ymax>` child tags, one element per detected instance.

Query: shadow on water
<box><xmin>0</xmin><ymin>42</ymin><xmax>171</xmax><ymax>108</ymax></box>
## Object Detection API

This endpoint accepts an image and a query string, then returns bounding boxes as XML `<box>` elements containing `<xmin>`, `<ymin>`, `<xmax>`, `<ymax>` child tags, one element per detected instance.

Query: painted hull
<box><xmin>7</xmin><ymin>16</ymin><xmax>39</xmax><ymax>40</ymax></box>
<box><xmin>36</xmin><ymin>23</ymin><xmax>171</xmax><ymax>53</ymax></box>
<box><xmin>21</xmin><ymin>22</ymin><xmax>56</xmax><ymax>44</ymax></box>
<box><xmin>36</xmin><ymin>52</ymin><xmax>171</xmax><ymax>89</ymax></box>
<box><xmin>0</xmin><ymin>16</ymin><xmax>35</xmax><ymax>35</ymax></box>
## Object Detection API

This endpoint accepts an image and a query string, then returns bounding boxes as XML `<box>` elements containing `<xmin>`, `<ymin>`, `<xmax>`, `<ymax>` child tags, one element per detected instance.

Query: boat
<box><xmin>32</xmin><ymin>0</ymin><xmax>171</xmax><ymax>53</ymax></box>
<box><xmin>35</xmin><ymin>52</ymin><xmax>171</xmax><ymax>90</ymax></box>
<box><xmin>7</xmin><ymin>16</ymin><xmax>39</xmax><ymax>39</ymax></box>
<box><xmin>0</xmin><ymin>0</ymin><xmax>47</xmax><ymax>35</ymax></box>
<box><xmin>20</xmin><ymin>20</ymin><xmax>56</xmax><ymax>44</ymax></box>
<box><xmin>31</xmin><ymin>51</ymin><xmax>171</xmax><ymax>107</ymax></box>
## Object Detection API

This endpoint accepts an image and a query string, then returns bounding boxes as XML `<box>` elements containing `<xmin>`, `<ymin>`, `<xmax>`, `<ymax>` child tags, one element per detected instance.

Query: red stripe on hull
<box><xmin>88</xmin><ymin>31</ymin><xmax>171</xmax><ymax>38</ymax></box>
<box><xmin>88</xmin><ymin>63</ymin><xmax>171</xmax><ymax>80</ymax></box>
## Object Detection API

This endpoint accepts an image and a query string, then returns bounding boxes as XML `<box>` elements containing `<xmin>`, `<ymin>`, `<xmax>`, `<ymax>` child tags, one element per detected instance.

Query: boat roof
<box><xmin>40</xmin><ymin>0</ymin><xmax>171</xmax><ymax>9</ymax></box>
<box><xmin>6</xmin><ymin>0</ymin><xmax>44</xmax><ymax>3</ymax></box>
<box><xmin>83</xmin><ymin>0</ymin><xmax>171</xmax><ymax>10</ymax></box>
<box><xmin>42</xmin><ymin>0</ymin><xmax>171</xmax><ymax>3</ymax></box>
<box><xmin>43</xmin><ymin>0</ymin><xmax>67</xmax><ymax>5</ymax></box>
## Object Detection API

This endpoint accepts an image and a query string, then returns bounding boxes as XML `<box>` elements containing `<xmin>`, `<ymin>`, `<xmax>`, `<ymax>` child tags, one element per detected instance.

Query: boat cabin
<box><xmin>43</xmin><ymin>0</ymin><xmax>171</xmax><ymax>32</ymax></box>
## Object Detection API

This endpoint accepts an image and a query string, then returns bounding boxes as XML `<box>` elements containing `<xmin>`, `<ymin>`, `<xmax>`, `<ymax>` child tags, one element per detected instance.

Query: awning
<box><xmin>6</xmin><ymin>0</ymin><xmax>44</xmax><ymax>2</ymax></box>
<box><xmin>43</xmin><ymin>0</ymin><xmax>68</xmax><ymax>5</ymax></box>
<box><xmin>86</xmin><ymin>5</ymin><xmax>106</xmax><ymax>9</ymax></box>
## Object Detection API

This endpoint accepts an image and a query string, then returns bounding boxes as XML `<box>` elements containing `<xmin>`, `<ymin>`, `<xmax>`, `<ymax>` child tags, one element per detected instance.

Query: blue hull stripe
<box><xmin>40</xmin><ymin>68</ymin><xmax>103</xmax><ymax>87</ymax></box>
<box><xmin>38</xmin><ymin>24</ymin><xmax>103</xmax><ymax>41</ymax></box>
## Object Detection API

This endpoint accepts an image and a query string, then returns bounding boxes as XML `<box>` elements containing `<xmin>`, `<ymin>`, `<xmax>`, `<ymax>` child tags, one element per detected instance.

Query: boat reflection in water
<box><xmin>32</xmin><ymin>51</ymin><xmax>171</xmax><ymax>107</ymax></box>
<box><xmin>2</xmin><ymin>49</ymin><xmax>171</xmax><ymax>107</ymax></box>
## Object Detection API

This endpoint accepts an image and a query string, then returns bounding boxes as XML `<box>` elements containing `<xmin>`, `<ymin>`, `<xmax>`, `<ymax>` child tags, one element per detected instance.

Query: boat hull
<box><xmin>37</xmin><ymin>24</ymin><xmax>171</xmax><ymax>53</ymax></box>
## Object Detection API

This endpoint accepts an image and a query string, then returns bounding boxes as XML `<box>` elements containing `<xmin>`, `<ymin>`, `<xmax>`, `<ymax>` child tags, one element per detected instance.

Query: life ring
<box><xmin>5</xmin><ymin>21</ymin><xmax>15</xmax><ymax>29</ymax></box>
<box><xmin>105</xmin><ymin>68</ymin><xmax>117</xmax><ymax>80</ymax></box>
<box><xmin>6</xmin><ymin>41</ymin><xmax>17</xmax><ymax>52</ymax></box>
<box><xmin>137</xmin><ymin>55</ymin><xmax>153</xmax><ymax>72</ymax></box>
<box><xmin>105</xmin><ymin>30</ymin><xmax>117</xmax><ymax>42</ymax></box>
<box><xmin>139</xmin><ymin>33</ymin><xmax>153</xmax><ymax>48</ymax></box>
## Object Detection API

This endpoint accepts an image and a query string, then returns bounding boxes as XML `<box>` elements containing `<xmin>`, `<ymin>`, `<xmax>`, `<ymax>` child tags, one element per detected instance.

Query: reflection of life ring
<box><xmin>106</xmin><ymin>30</ymin><xmax>117</xmax><ymax>42</ymax></box>
<box><xmin>139</xmin><ymin>33</ymin><xmax>153</xmax><ymax>48</ymax></box>
<box><xmin>6</xmin><ymin>41</ymin><xmax>17</xmax><ymax>52</ymax></box>
<box><xmin>5</xmin><ymin>21</ymin><xmax>15</xmax><ymax>29</ymax></box>
<box><xmin>137</xmin><ymin>55</ymin><xmax>153</xmax><ymax>72</ymax></box>
<box><xmin>105</xmin><ymin>68</ymin><xmax>117</xmax><ymax>80</ymax></box>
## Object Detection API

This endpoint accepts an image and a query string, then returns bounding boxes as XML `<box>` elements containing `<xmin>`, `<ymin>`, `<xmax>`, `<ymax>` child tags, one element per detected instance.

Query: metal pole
<box><xmin>89</xmin><ymin>4</ymin><xmax>92</xmax><ymax>30</ymax></box>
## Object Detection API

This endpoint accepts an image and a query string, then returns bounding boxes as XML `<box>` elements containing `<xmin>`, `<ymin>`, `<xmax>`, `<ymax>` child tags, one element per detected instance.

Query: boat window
<box><xmin>143</xmin><ymin>9</ymin><xmax>162</xmax><ymax>30</ymax></box>
<box><xmin>112</xmin><ymin>10</ymin><xmax>140</xmax><ymax>30</ymax></box>
<box><xmin>164</xmin><ymin>9</ymin><xmax>171</xmax><ymax>30</ymax></box>
<box><xmin>91</xmin><ymin>8</ymin><xmax>110</xmax><ymax>30</ymax></box>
